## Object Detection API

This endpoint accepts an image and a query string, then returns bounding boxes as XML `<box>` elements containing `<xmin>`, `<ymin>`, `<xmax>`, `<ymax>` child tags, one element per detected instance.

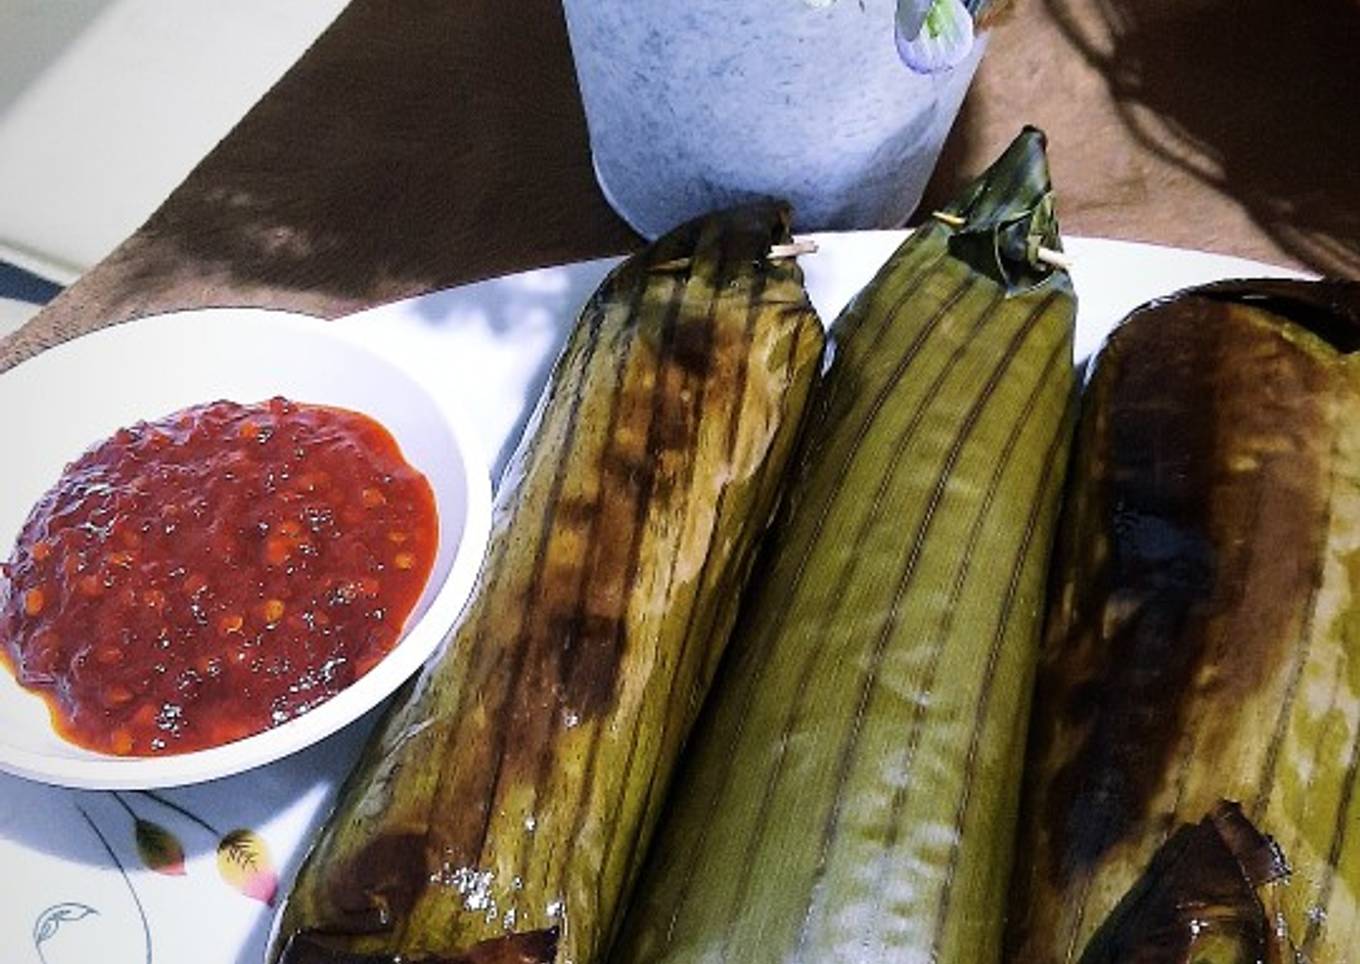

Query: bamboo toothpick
<box><xmin>1034</xmin><ymin>246</ymin><xmax>1075</xmax><ymax>270</ymax></box>
<box><xmin>769</xmin><ymin>239</ymin><xmax>820</xmax><ymax>259</ymax></box>
<box><xmin>932</xmin><ymin>210</ymin><xmax>1074</xmax><ymax>271</ymax></box>
<box><xmin>651</xmin><ymin>238</ymin><xmax>819</xmax><ymax>272</ymax></box>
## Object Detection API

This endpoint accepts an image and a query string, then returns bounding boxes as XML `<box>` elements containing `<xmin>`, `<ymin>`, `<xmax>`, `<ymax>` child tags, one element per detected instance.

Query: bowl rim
<box><xmin>0</xmin><ymin>307</ymin><xmax>493</xmax><ymax>789</ymax></box>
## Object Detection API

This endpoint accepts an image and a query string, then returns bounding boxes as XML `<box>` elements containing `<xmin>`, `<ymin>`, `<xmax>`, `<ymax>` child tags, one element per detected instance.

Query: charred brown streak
<box><xmin>1040</xmin><ymin>299</ymin><xmax>1223</xmax><ymax>880</ymax></box>
<box><xmin>497</xmin><ymin>280</ymin><xmax>680</xmax><ymax>911</ymax></box>
<box><xmin>1040</xmin><ymin>291</ymin><xmax>1334</xmax><ymax>883</ymax></box>
<box><xmin>542</xmin><ymin>494</ymin><xmax>604</xmax><ymax>529</ymax></box>
<box><xmin>308</xmin><ymin>283</ymin><xmax>623</xmax><ymax>938</ymax></box>
<box><xmin>598</xmin><ymin>249</ymin><xmax>743</xmax><ymax>894</ymax></box>
<box><xmin>1077</xmin><ymin>801</ymin><xmax>1289</xmax><ymax>963</ymax></box>
<box><xmin>278</xmin><ymin>928</ymin><xmax>559</xmax><ymax>964</ymax></box>
<box><xmin>557</xmin><ymin>306</ymin><xmax>678</xmax><ymax>721</ymax></box>
<box><xmin>668</xmin><ymin>302</ymin><xmax>716</xmax><ymax>382</ymax></box>
<box><xmin>562</xmin><ymin>238</ymin><xmax>719</xmax><ymax>722</ymax></box>
<box><xmin>637</xmin><ymin>248</ymin><xmax>951</xmax><ymax>930</ymax></box>
<box><xmin>457</xmin><ymin>279</ymin><xmax>658</xmax><ymax>877</ymax></box>
<box><xmin>560</xmin><ymin>608</ymin><xmax>635</xmax><ymax>720</ymax></box>
<box><xmin>1194</xmin><ymin>279</ymin><xmax>1360</xmax><ymax>351</ymax></box>
<box><xmin>323</xmin><ymin>831</ymin><xmax>429</xmax><ymax>931</ymax></box>
<box><xmin>554</xmin><ymin>265</ymin><xmax>697</xmax><ymax>887</ymax></box>
<box><xmin>516</xmin><ymin>299</ymin><xmax>663</xmax><ymax>779</ymax></box>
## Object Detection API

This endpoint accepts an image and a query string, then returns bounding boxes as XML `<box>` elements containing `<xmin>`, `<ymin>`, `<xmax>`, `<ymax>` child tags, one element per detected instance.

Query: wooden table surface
<box><xmin>3</xmin><ymin>0</ymin><xmax>1356</xmax><ymax>372</ymax></box>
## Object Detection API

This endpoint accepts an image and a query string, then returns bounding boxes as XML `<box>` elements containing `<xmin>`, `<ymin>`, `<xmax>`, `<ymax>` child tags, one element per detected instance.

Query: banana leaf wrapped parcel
<box><xmin>1006</xmin><ymin>278</ymin><xmax>1360</xmax><ymax>963</ymax></box>
<box><xmin>269</xmin><ymin>204</ymin><xmax>826</xmax><ymax>964</ymax></box>
<box><xmin>612</xmin><ymin>128</ymin><xmax>1077</xmax><ymax>963</ymax></box>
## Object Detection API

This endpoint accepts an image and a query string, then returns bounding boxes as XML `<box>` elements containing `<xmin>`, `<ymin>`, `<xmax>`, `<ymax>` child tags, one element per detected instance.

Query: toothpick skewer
<box><xmin>650</xmin><ymin>226</ymin><xmax>1069</xmax><ymax>275</ymax></box>
<box><xmin>651</xmin><ymin>238</ymin><xmax>820</xmax><ymax>272</ymax></box>
<box><xmin>769</xmin><ymin>239</ymin><xmax>820</xmax><ymax>259</ymax></box>
<box><xmin>1033</xmin><ymin>248</ymin><xmax>1077</xmax><ymax>270</ymax></box>
<box><xmin>932</xmin><ymin>210</ymin><xmax>1074</xmax><ymax>271</ymax></box>
<box><xmin>1034</xmin><ymin>246</ymin><xmax>1075</xmax><ymax>270</ymax></box>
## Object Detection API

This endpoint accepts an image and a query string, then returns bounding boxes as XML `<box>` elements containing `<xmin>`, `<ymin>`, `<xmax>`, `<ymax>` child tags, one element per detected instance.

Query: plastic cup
<box><xmin>562</xmin><ymin>0</ymin><xmax>987</xmax><ymax>238</ymax></box>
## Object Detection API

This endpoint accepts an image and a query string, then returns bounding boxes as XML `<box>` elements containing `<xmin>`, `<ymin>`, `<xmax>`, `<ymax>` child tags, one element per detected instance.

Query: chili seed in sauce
<box><xmin>0</xmin><ymin>397</ymin><xmax>438</xmax><ymax>756</ymax></box>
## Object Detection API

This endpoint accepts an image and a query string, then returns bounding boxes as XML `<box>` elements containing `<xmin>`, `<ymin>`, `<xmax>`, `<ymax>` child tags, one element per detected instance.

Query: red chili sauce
<box><xmin>0</xmin><ymin>397</ymin><xmax>437</xmax><ymax>756</ymax></box>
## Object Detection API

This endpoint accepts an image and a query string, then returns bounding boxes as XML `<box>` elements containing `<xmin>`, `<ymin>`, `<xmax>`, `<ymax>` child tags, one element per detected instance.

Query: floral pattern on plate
<box><xmin>0</xmin><ymin>713</ymin><xmax>373</xmax><ymax>964</ymax></box>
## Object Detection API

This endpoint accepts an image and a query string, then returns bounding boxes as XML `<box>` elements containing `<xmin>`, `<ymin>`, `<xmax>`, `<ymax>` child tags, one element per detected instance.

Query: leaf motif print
<box><xmin>33</xmin><ymin>902</ymin><xmax>99</xmax><ymax>948</ymax></box>
<box><xmin>216</xmin><ymin>828</ymin><xmax>278</xmax><ymax>905</ymax></box>
<box><xmin>133</xmin><ymin>819</ymin><xmax>187</xmax><ymax>876</ymax></box>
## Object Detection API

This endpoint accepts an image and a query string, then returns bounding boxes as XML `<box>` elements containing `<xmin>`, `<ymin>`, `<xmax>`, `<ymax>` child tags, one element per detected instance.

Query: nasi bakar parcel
<box><xmin>270</xmin><ymin>203</ymin><xmax>825</xmax><ymax>964</ymax></box>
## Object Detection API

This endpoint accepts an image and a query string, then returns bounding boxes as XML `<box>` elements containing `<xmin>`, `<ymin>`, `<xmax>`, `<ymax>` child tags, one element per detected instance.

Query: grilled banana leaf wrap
<box><xmin>612</xmin><ymin>128</ymin><xmax>1077</xmax><ymax>963</ymax></box>
<box><xmin>268</xmin><ymin>204</ymin><xmax>826</xmax><ymax>964</ymax></box>
<box><xmin>1005</xmin><ymin>279</ymin><xmax>1360</xmax><ymax>963</ymax></box>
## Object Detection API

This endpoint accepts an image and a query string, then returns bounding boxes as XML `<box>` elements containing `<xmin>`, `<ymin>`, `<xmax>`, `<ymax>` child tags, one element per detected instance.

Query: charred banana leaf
<box><xmin>612</xmin><ymin>128</ymin><xmax>1076</xmax><ymax>963</ymax></box>
<box><xmin>269</xmin><ymin>204</ymin><xmax>825</xmax><ymax>964</ymax></box>
<box><xmin>1076</xmin><ymin>801</ymin><xmax>1293</xmax><ymax>964</ymax></box>
<box><xmin>1006</xmin><ymin>279</ymin><xmax>1360</xmax><ymax>962</ymax></box>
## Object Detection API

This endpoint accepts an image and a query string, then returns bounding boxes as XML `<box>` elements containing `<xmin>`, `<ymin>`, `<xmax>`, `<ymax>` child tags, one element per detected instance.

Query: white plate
<box><xmin>332</xmin><ymin>235</ymin><xmax>1307</xmax><ymax>484</ymax></box>
<box><xmin>0</xmin><ymin>236</ymin><xmax>1309</xmax><ymax>964</ymax></box>
<box><xmin>0</xmin><ymin>309</ymin><xmax>493</xmax><ymax>789</ymax></box>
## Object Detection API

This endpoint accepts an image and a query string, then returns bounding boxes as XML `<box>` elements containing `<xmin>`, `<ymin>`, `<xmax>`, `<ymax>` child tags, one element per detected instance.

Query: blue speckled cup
<box><xmin>563</xmin><ymin>0</ymin><xmax>986</xmax><ymax>238</ymax></box>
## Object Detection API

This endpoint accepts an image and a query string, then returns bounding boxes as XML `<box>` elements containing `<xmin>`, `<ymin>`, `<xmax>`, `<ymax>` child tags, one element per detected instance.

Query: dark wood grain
<box><xmin>3</xmin><ymin>0</ymin><xmax>1355</xmax><ymax>372</ymax></box>
<box><xmin>0</xmin><ymin>0</ymin><xmax>638</xmax><ymax>370</ymax></box>
<box><xmin>922</xmin><ymin>0</ymin><xmax>1360</xmax><ymax>278</ymax></box>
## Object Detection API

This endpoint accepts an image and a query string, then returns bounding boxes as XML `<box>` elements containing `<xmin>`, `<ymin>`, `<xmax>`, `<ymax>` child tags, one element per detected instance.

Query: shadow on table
<box><xmin>1044</xmin><ymin>0</ymin><xmax>1360</xmax><ymax>277</ymax></box>
<box><xmin>399</xmin><ymin>256</ymin><xmax>617</xmax><ymax>479</ymax></box>
<box><xmin>90</xmin><ymin>0</ymin><xmax>637</xmax><ymax>320</ymax></box>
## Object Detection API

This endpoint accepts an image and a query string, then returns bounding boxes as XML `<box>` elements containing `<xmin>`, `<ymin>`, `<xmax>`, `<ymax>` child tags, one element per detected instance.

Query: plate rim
<box><xmin>0</xmin><ymin>237</ymin><xmax>1312</xmax><ymax>787</ymax></box>
<box><xmin>0</xmin><ymin>306</ymin><xmax>494</xmax><ymax>789</ymax></box>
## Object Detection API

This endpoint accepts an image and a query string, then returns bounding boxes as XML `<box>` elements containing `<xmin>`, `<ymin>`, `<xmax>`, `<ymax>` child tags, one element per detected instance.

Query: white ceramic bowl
<box><xmin>0</xmin><ymin>309</ymin><xmax>492</xmax><ymax>788</ymax></box>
